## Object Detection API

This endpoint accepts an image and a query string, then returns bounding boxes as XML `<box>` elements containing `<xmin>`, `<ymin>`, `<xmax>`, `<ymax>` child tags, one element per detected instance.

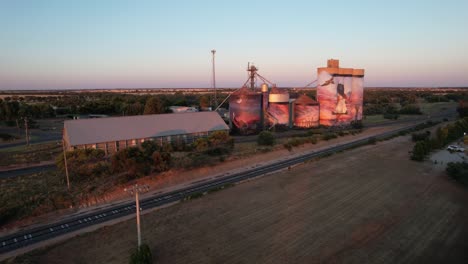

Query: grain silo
<box><xmin>229</xmin><ymin>87</ymin><xmax>262</xmax><ymax>134</ymax></box>
<box><xmin>294</xmin><ymin>94</ymin><xmax>320</xmax><ymax>128</ymax></box>
<box><xmin>267</xmin><ymin>86</ymin><xmax>290</xmax><ymax>126</ymax></box>
<box><xmin>317</xmin><ymin>59</ymin><xmax>365</xmax><ymax>126</ymax></box>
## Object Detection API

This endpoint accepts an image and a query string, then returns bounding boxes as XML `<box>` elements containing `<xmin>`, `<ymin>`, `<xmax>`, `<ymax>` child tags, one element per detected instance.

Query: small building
<box><xmin>63</xmin><ymin>112</ymin><xmax>229</xmax><ymax>154</ymax></box>
<box><xmin>169</xmin><ymin>106</ymin><xmax>199</xmax><ymax>113</ymax></box>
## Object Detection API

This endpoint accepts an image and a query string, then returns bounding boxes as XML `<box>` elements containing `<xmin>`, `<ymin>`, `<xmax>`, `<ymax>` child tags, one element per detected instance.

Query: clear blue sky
<box><xmin>1</xmin><ymin>0</ymin><xmax>467</xmax><ymax>89</ymax></box>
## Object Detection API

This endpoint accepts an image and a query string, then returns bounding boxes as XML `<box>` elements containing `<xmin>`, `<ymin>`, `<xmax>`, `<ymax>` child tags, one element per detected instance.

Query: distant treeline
<box><xmin>1</xmin><ymin>89</ymin><xmax>467</xmax><ymax>124</ymax></box>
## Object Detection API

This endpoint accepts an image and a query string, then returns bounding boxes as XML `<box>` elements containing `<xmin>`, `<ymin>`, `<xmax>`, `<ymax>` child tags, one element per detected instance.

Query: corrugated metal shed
<box><xmin>64</xmin><ymin>112</ymin><xmax>229</xmax><ymax>146</ymax></box>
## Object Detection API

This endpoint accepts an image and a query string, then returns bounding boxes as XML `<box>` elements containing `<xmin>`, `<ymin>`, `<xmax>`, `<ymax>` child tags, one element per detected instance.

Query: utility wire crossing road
<box><xmin>0</xmin><ymin>121</ymin><xmax>439</xmax><ymax>254</ymax></box>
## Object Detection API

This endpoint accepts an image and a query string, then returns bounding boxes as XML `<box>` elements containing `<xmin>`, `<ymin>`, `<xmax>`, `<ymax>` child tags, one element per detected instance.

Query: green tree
<box><xmin>144</xmin><ymin>97</ymin><xmax>165</xmax><ymax>115</ymax></box>
<box><xmin>199</xmin><ymin>95</ymin><xmax>210</xmax><ymax>109</ymax></box>
<box><xmin>55</xmin><ymin>149</ymin><xmax>107</xmax><ymax>181</ymax></box>
<box><xmin>152</xmin><ymin>151</ymin><xmax>171</xmax><ymax>172</ymax></box>
<box><xmin>446</xmin><ymin>162</ymin><xmax>468</xmax><ymax>186</ymax></box>
<box><xmin>111</xmin><ymin>147</ymin><xmax>151</xmax><ymax>177</ymax></box>
<box><xmin>208</xmin><ymin>131</ymin><xmax>233</xmax><ymax>148</ymax></box>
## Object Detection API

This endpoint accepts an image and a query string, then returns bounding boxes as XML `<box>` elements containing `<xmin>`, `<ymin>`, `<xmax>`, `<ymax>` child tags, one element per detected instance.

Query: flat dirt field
<box><xmin>6</xmin><ymin>134</ymin><xmax>468</xmax><ymax>264</ymax></box>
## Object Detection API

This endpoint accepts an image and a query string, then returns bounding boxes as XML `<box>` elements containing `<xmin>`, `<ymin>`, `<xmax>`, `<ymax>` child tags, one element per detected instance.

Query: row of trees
<box><xmin>364</xmin><ymin>102</ymin><xmax>423</xmax><ymax>117</ymax></box>
<box><xmin>0</xmin><ymin>100</ymin><xmax>55</xmax><ymax>122</ymax></box>
<box><xmin>1</xmin><ymin>91</ymin><xmax>227</xmax><ymax>121</ymax></box>
<box><xmin>56</xmin><ymin>131</ymin><xmax>234</xmax><ymax>185</ymax></box>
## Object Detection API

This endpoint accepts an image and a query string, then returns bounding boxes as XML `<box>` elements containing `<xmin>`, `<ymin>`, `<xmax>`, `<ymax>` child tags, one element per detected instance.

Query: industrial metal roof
<box><xmin>64</xmin><ymin>112</ymin><xmax>229</xmax><ymax>146</ymax></box>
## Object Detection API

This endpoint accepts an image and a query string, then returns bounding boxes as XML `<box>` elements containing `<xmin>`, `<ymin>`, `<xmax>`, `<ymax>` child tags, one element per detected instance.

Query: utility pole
<box><xmin>62</xmin><ymin>139</ymin><xmax>70</xmax><ymax>190</ymax></box>
<box><xmin>124</xmin><ymin>184</ymin><xmax>150</xmax><ymax>247</ymax></box>
<box><xmin>211</xmin><ymin>49</ymin><xmax>217</xmax><ymax>109</ymax></box>
<box><xmin>24</xmin><ymin>117</ymin><xmax>29</xmax><ymax>146</ymax></box>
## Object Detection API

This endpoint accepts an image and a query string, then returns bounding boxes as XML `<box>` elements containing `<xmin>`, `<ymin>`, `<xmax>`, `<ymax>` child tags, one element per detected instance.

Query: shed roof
<box><xmin>64</xmin><ymin>112</ymin><xmax>229</xmax><ymax>146</ymax></box>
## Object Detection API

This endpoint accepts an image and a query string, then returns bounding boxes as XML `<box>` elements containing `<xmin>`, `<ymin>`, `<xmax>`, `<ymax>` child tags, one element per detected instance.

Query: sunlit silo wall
<box><xmin>317</xmin><ymin>60</ymin><xmax>364</xmax><ymax>126</ymax></box>
<box><xmin>351</xmin><ymin>71</ymin><xmax>364</xmax><ymax>120</ymax></box>
<box><xmin>294</xmin><ymin>94</ymin><xmax>319</xmax><ymax>128</ymax></box>
<box><xmin>267</xmin><ymin>89</ymin><xmax>290</xmax><ymax>126</ymax></box>
<box><xmin>268</xmin><ymin>103</ymin><xmax>289</xmax><ymax>125</ymax></box>
<box><xmin>229</xmin><ymin>89</ymin><xmax>262</xmax><ymax>134</ymax></box>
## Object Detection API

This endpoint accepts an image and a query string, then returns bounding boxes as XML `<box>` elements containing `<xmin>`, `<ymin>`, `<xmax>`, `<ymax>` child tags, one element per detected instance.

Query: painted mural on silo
<box><xmin>268</xmin><ymin>103</ymin><xmax>289</xmax><ymax>125</ymax></box>
<box><xmin>317</xmin><ymin>60</ymin><xmax>364</xmax><ymax>126</ymax></box>
<box><xmin>351</xmin><ymin>72</ymin><xmax>364</xmax><ymax>120</ymax></box>
<box><xmin>229</xmin><ymin>89</ymin><xmax>262</xmax><ymax>134</ymax></box>
<box><xmin>267</xmin><ymin>87</ymin><xmax>290</xmax><ymax>126</ymax></box>
<box><xmin>294</xmin><ymin>94</ymin><xmax>319</xmax><ymax>128</ymax></box>
<box><xmin>317</xmin><ymin>70</ymin><xmax>338</xmax><ymax>126</ymax></box>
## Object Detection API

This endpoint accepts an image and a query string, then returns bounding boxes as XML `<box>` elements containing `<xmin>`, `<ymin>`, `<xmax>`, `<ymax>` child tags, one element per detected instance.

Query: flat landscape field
<box><xmin>6</xmin><ymin>134</ymin><xmax>468</xmax><ymax>263</ymax></box>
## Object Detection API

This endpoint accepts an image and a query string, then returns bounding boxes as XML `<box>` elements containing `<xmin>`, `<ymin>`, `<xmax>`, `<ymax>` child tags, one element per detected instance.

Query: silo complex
<box><xmin>228</xmin><ymin>59</ymin><xmax>364</xmax><ymax>133</ymax></box>
<box><xmin>317</xmin><ymin>60</ymin><xmax>365</xmax><ymax>126</ymax></box>
<box><xmin>294</xmin><ymin>94</ymin><xmax>319</xmax><ymax>128</ymax></box>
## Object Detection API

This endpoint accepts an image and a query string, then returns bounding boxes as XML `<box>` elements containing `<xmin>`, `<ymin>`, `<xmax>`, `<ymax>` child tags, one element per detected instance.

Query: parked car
<box><xmin>447</xmin><ymin>145</ymin><xmax>465</xmax><ymax>152</ymax></box>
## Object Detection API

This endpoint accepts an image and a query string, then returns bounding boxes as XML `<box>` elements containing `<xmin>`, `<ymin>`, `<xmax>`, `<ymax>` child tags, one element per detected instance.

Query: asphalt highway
<box><xmin>0</xmin><ymin>120</ymin><xmax>442</xmax><ymax>255</ymax></box>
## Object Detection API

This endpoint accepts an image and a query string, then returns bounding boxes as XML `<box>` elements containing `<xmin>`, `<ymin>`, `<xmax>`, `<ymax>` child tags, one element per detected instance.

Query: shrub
<box><xmin>56</xmin><ymin>148</ymin><xmax>108</xmax><ymax>181</ymax></box>
<box><xmin>399</xmin><ymin>105</ymin><xmax>422</xmax><ymax>115</ymax></box>
<box><xmin>410</xmin><ymin>139</ymin><xmax>432</xmax><ymax>161</ymax></box>
<box><xmin>130</xmin><ymin>244</ymin><xmax>153</xmax><ymax>264</ymax></box>
<box><xmin>322</xmin><ymin>133</ymin><xmax>337</xmax><ymax>141</ymax></box>
<box><xmin>111</xmin><ymin>147</ymin><xmax>151</xmax><ymax>177</ymax></box>
<box><xmin>310</xmin><ymin>137</ymin><xmax>318</xmax><ymax>144</ymax></box>
<box><xmin>257</xmin><ymin>131</ymin><xmax>275</xmax><ymax>146</ymax></box>
<box><xmin>192</xmin><ymin>138</ymin><xmax>209</xmax><ymax>152</ymax></box>
<box><xmin>141</xmin><ymin>141</ymin><xmax>159</xmax><ymax>157</ymax></box>
<box><xmin>446</xmin><ymin>162</ymin><xmax>468</xmax><ymax>186</ymax></box>
<box><xmin>383</xmin><ymin>113</ymin><xmax>399</xmax><ymax>120</ymax></box>
<box><xmin>152</xmin><ymin>151</ymin><xmax>171</xmax><ymax>172</ymax></box>
<box><xmin>412</xmin><ymin>131</ymin><xmax>431</xmax><ymax>142</ymax></box>
<box><xmin>350</xmin><ymin>120</ymin><xmax>363</xmax><ymax>129</ymax></box>
<box><xmin>208</xmin><ymin>131</ymin><xmax>233</xmax><ymax>148</ymax></box>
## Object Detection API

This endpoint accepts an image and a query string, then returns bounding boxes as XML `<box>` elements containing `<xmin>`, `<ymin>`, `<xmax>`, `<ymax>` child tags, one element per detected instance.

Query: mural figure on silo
<box><xmin>317</xmin><ymin>60</ymin><xmax>364</xmax><ymax>126</ymax></box>
<box><xmin>334</xmin><ymin>83</ymin><xmax>348</xmax><ymax>115</ymax></box>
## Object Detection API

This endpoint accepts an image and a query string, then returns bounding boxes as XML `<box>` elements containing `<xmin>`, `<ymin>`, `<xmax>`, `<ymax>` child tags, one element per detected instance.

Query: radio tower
<box><xmin>211</xmin><ymin>49</ymin><xmax>217</xmax><ymax>109</ymax></box>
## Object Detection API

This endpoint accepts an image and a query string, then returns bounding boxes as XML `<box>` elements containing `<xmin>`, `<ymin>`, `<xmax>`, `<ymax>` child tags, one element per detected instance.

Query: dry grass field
<box><xmin>5</xmin><ymin>132</ymin><xmax>468</xmax><ymax>264</ymax></box>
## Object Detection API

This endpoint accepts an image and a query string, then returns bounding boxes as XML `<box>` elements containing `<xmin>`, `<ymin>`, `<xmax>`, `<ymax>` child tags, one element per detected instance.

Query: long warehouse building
<box><xmin>63</xmin><ymin>112</ymin><xmax>229</xmax><ymax>154</ymax></box>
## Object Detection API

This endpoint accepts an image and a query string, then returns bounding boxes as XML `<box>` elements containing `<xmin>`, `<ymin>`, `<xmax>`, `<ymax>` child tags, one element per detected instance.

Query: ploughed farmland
<box><xmin>7</xmin><ymin>134</ymin><xmax>468</xmax><ymax>264</ymax></box>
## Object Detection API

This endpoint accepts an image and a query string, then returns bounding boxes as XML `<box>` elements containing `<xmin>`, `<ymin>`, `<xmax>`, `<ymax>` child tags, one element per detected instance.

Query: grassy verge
<box><xmin>0</xmin><ymin>142</ymin><xmax>61</xmax><ymax>166</ymax></box>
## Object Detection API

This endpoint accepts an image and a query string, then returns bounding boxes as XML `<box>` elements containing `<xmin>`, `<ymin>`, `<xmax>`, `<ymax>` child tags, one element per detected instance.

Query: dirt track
<box><xmin>6</xmin><ymin>133</ymin><xmax>468</xmax><ymax>264</ymax></box>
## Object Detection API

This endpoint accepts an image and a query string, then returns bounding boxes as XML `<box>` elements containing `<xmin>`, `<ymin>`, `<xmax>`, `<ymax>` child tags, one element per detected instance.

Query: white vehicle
<box><xmin>447</xmin><ymin>145</ymin><xmax>465</xmax><ymax>152</ymax></box>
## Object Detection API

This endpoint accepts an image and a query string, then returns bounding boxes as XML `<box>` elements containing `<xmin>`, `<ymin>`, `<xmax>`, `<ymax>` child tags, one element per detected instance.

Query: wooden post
<box><xmin>62</xmin><ymin>139</ymin><xmax>70</xmax><ymax>190</ymax></box>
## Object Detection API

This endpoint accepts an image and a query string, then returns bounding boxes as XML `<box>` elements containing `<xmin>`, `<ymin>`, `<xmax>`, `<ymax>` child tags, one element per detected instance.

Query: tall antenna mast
<box><xmin>211</xmin><ymin>49</ymin><xmax>217</xmax><ymax>108</ymax></box>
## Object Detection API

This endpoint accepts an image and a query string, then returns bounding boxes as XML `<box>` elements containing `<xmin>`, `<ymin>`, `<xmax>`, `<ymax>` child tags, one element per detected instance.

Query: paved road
<box><xmin>0</xmin><ymin>136</ymin><xmax>61</xmax><ymax>150</ymax></box>
<box><xmin>0</xmin><ymin>121</ymin><xmax>437</xmax><ymax>255</ymax></box>
<box><xmin>0</xmin><ymin>164</ymin><xmax>56</xmax><ymax>179</ymax></box>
